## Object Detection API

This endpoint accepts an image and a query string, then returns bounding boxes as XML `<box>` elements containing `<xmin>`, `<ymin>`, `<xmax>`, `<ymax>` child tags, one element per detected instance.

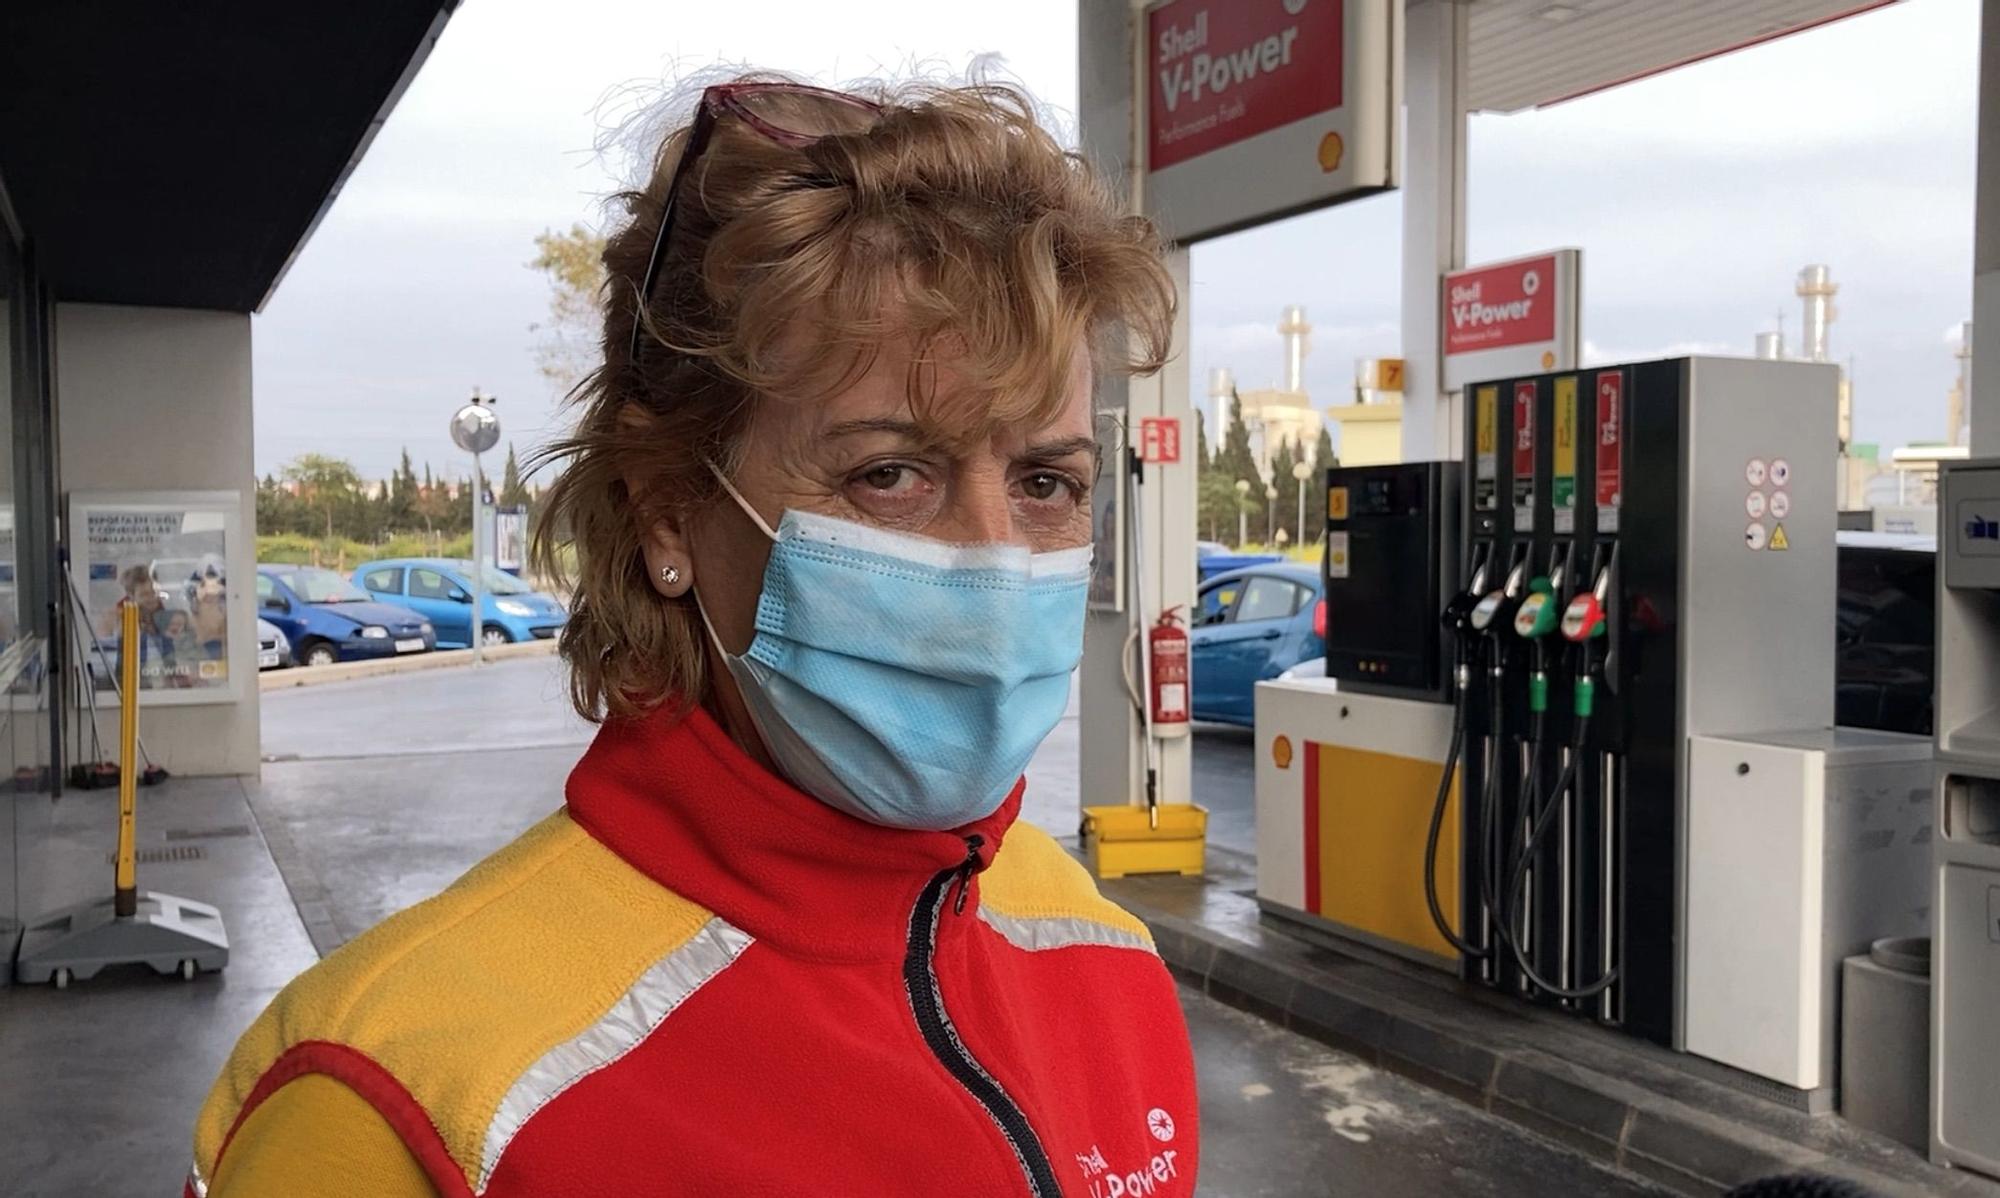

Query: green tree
<box><xmin>1218</xmin><ymin>390</ymin><xmax>1261</xmax><ymax>493</ymax></box>
<box><xmin>387</xmin><ymin>449</ymin><xmax>419</xmax><ymax>530</ymax></box>
<box><xmin>499</xmin><ymin>443</ymin><xmax>530</xmax><ymax>507</ymax></box>
<box><xmin>1306</xmin><ymin>423</ymin><xmax>1339</xmax><ymax>543</ymax></box>
<box><xmin>1193</xmin><ymin>409</ymin><xmax>1211</xmax><ymax>474</ymax></box>
<box><xmin>280</xmin><ymin>453</ymin><xmax>362</xmax><ymax>540</ymax></box>
<box><xmin>528</xmin><ymin>224</ymin><xmax>608</xmax><ymax>397</ymax></box>
<box><xmin>1270</xmin><ymin>437</ymin><xmax>1300</xmax><ymax>545</ymax></box>
<box><xmin>1196</xmin><ymin>470</ymin><xmax>1239</xmax><ymax>544</ymax></box>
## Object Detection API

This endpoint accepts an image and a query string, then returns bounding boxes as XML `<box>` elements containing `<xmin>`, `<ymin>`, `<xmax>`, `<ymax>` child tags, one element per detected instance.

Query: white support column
<box><xmin>1972</xmin><ymin>0</ymin><xmax>2000</xmax><ymax>455</ymax></box>
<box><xmin>1400</xmin><ymin>0</ymin><xmax>1469</xmax><ymax>463</ymax></box>
<box><xmin>1076</xmin><ymin>0</ymin><xmax>1196</xmax><ymax>814</ymax></box>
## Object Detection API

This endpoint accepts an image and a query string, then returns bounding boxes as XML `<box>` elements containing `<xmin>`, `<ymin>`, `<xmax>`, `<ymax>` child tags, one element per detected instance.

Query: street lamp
<box><xmin>449</xmin><ymin>389</ymin><xmax>501</xmax><ymax>665</ymax></box>
<box><xmin>1292</xmin><ymin>459</ymin><xmax>1313</xmax><ymax>543</ymax></box>
<box><xmin>1265</xmin><ymin>483</ymin><xmax>1278</xmax><ymax>545</ymax></box>
<box><xmin>1234</xmin><ymin>479</ymin><xmax>1251</xmax><ymax>547</ymax></box>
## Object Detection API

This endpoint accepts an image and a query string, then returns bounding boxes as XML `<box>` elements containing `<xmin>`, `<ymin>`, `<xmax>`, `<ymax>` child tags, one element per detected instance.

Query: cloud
<box><xmin>1581</xmin><ymin>338</ymin><xmax>1736</xmax><ymax>367</ymax></box>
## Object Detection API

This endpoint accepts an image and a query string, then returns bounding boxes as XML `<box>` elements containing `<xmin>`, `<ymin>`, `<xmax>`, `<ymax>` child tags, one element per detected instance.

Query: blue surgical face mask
<box><xmin>696</xmin><ymin>473</ymin><xmax>1089</xmax><ymax>831</ymax></box>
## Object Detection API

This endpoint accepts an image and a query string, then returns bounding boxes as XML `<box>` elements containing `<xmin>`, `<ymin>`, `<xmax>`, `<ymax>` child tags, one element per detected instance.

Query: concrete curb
<box><xmin>1101</xmin><ymin>876</ymin><xmax>1996</xmax><ymax>1198</ymax></box>
<box><xmin>259</xmin><ymin>638</ymin><xmax>557</xmax><ymax>691</ymax></box>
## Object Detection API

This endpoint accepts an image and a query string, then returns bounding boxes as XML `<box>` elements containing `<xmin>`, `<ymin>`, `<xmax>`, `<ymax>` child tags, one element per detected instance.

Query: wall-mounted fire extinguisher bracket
<box><xmin>1148</xmin><ymin>607</ymin><xmax>1191</xmax><ymax>738</ymax></box>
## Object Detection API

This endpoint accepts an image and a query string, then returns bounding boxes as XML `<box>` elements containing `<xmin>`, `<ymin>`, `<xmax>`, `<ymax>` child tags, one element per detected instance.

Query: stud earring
<box><xmin>659</xmin><ymin>564</ymin><xmax>681</xmax><ymax>587</ymax></box>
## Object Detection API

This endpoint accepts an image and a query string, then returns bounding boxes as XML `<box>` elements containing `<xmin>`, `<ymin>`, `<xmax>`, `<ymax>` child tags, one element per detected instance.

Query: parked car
<box><xmin>1196</xmin><ymin>545</ymin><xmax>1285</xmax><ymax>583</ymax></box>
<box><xmin>351</xmin><ymin>558</ymin><xmax>567</xmax><ymax>649</ymax></box>
<box><xmin>1190</xmin><ymin>562</ymin><xmax>1325</xmax><ymax>726</ymax></box>
<box><xmin>256</xmin><ymin>565</ymin><xmax>435</xmax><ymax>668</ymax></box>
<box><xmin>257</xmin><ymin>617</ymin><xmax>294</xmax><ymax>670</ymax></box>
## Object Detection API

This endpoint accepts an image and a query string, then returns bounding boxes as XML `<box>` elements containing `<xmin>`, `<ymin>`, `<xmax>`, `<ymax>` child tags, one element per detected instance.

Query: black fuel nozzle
<box><xmin>1442</xmin><ymin>588</ymin><xmax>1482</xmax><ymax>637</ymax></box>
<box><xmin>1468</xmin><ymin>556</ymin><xmax>1530</xmax><ymax>643</ymax></box>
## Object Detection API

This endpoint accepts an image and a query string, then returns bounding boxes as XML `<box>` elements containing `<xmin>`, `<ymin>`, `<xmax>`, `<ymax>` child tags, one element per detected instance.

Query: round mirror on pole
<box><xmin>450</xmin><ymin>393</ymin><xmax>501</xmax><ymax>663</ymax></box>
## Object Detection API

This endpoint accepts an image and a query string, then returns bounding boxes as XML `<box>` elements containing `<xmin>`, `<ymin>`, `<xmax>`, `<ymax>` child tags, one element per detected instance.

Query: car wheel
<box><xmin>479</xmin><ymin>627</ymin><xmax>510</xmax><ymax>648</ymax></box>
<box><xmin>302</xmin><ymin>641</ymin><xmax>338</xmax><ymax>669</ymax></box>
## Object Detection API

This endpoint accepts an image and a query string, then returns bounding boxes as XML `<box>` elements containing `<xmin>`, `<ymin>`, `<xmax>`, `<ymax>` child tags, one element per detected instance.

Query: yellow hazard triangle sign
<box><xmin>1769</xmin><ymin>524</ymin><xmax>1790</xmax><ymax>551</ymax></box>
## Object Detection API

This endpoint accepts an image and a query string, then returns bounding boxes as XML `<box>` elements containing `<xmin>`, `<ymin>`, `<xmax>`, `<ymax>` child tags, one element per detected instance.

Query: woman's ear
<box><xmin>621</xmin><ymin>404</ymin><xmax>695</xmax><ymax>599</ymax></box>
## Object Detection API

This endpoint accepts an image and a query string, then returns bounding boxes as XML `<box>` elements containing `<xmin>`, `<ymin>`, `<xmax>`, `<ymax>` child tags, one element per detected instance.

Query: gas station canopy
<box><xmin>1465</xmin><ymin>0</ymin><xmax>1897</xmax><ymax>113</ymax></box>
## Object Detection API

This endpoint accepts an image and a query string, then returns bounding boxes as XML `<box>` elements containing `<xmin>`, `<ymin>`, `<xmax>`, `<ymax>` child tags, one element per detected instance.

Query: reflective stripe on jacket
<box><xmin>189</xmin><ymin>705</ymin><xmax>1199</xmax><ymax>1197</ymax></box>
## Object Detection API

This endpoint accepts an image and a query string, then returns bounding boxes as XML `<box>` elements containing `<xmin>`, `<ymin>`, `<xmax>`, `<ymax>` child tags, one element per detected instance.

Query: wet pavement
<box><xmin>0</xmin><ymin>660</ymin><xmax>1661</xmax><ymax>1196</ymax></box>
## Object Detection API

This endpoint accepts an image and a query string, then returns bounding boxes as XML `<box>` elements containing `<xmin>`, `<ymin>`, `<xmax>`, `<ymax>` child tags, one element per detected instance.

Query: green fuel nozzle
<box><xmin>1512</xmin><ymin>576</ymin><xmax>1559</xmax><ymax>642</ymax></box>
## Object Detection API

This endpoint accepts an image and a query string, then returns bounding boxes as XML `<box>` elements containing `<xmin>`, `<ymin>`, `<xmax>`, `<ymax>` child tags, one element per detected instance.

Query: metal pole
<box><xmin>1126</xmin><ymin>448</ymin><xmax>1160</xmax><ymax>830</ymax></box>
<box><xmin>1237</xmin><ymin>505</ymin><xmax>1246</xmax><ymax>548</ymax></box>
<box><xmin>470</xmin><ymin>451</ymin><xmax>485</xmax><ymax>665</ymax></box>
<box><xmin>1297</xmin><ymin>486</ymin><xmax>1307</xmax><ymax>544</ymax></box>
<box><xmin>114</xmin><ymin>601</ymin><xmax>139</xmax><ymax>917</ymax></box>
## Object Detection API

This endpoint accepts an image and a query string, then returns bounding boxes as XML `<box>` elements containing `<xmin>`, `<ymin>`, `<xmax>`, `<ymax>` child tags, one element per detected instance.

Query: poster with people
<box><xmin>69</xmin><ymin>492</ymin><xmax>243</xmax><ymax>705</ymax></box>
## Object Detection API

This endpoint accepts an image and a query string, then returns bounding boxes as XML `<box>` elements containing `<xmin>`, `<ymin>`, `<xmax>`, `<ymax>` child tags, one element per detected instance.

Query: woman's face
<box><xmin>644</xmin><ymin>337</ymin><xmax>1098</xmax><ymax>661</ymax></box>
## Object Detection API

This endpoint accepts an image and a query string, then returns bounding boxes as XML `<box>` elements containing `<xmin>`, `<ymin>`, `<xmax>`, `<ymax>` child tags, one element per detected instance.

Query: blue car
<box><xmin>255</xmin><ymin>566</ymin><xmax>436</xmax><ymax>669</ymax></box>
<box><xmin>1190</xmin><ymin>562</ymin><xmax>1325</xmax><ymax>727</ymax></box>
<box><xmin>352</xmin><ymin>558</ymin><xmax>567</xmax><ymax>649</ymax></box>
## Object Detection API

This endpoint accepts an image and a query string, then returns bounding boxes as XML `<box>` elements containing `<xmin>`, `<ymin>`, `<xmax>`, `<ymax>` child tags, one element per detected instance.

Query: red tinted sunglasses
<box><xmin>626</xmin><ymin>82</ymin><xmax>885</xmax><ymax>363</ymax></box>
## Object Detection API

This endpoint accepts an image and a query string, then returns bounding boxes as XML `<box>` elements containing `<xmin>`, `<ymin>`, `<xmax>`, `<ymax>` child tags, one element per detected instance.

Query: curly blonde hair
<box><xmin>533</xmin><ymin>75</ymin><xmax>1176</xmax><ymax>722</ymax></box>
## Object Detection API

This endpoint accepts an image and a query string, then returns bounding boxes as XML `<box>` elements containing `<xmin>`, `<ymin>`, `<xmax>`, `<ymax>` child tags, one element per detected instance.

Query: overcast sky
<box><xmin>253</xmin><ymin>0</ymin><xmax>1978</xmax><ymax>482</ymax></box>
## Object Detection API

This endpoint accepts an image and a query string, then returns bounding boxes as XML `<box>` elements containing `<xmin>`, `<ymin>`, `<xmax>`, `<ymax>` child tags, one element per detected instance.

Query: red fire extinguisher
<box><xmin>1149</xmin><ymin>607</ymin><xmax>1191</xmax><ymax>737</ymax></box>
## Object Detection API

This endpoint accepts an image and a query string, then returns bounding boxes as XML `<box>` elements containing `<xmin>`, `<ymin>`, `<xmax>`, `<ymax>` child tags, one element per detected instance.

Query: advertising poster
<box><xmin>1142</xmin><ymin>0</ymin><xmax>1398</xmax><ymax>243</ymax></box>
<box><xmin>494</xmin><ymin>506</ymin><xmax>529</xmax><ymax>575</ymax></box>
<box><xmin>1441</xmin><ymin>249</ymin><xmax>1582</xmax><ymax>390</ymax></box>
<box><xmin>70</xmin><ymin>492</ymin><xmax>243</xmax><ymax>706</ymax></box>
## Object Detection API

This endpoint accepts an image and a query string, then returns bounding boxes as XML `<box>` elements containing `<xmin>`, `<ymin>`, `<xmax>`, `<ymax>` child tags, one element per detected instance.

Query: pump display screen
<box><xmin>1322</xmin><ymin>462</ymin><xmax>1452</xmax><ymax>697</ymax></box>
<box><xmin>1835</xmin><ymin>540</ymin><xmax>1935</xmax><ymax>736</ymax></box>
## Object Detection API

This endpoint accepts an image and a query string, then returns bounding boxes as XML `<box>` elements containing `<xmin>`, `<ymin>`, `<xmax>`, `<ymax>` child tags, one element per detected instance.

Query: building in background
<box><xmin>1224</xmin><ymin>306</ymin><xmax>1326</xmax><ymax>477</ymax></box>
<box><xmin>0</xmin><ymin>0</ymin><xmax>457</xmax><ymax>973</ymax></box>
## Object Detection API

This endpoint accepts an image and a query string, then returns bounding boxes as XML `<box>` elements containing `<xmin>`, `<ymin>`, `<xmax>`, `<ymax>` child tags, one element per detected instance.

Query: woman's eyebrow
<box><xmin>822</xmin><ymin>417</ymin><xmax>931</xmax><ymax>441</ymax></box>
<box><xmin>1018</xmin><ymin>436</ymin><xmax>1099</xmax><ymax>464</ymax></box>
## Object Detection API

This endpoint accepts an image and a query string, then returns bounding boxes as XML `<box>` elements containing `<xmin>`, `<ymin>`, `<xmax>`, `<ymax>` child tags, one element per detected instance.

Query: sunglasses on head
<box><xmin>626</xmin><ymin>82</ymin><xmax>885</xmax><ymax>364</ymax></box>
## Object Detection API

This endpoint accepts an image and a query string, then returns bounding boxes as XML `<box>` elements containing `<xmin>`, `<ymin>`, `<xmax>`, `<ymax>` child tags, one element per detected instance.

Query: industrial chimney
<box><xmin>1796</xmin><ymin>265</ymin><xmax>1838</xmax><ymax>363</ymax></box>
<box><xmin>1209</xmin><ymin>366</ymin><xmax>1236</xmax><ymax>434</ymax></box>
<box><xmin>1754</xmin><ymin>331</ymin><xmax>1785</xmax><ymax>360</ymax></box>
<box><xmin>1278</xmin><ymin>306</ymin><xmax>1311</xmax><ymax>393</ymax></box>
<box><xmin>1952</xmin><ymin>321</ymin><xmax>1973</xmax><ymax>448</ymax></box>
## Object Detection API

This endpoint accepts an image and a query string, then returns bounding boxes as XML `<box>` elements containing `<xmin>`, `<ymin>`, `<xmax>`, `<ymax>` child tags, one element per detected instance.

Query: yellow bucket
<box><xmin>1080</xmin><ymin>804</ymin><xmax>1207</xmax><ymax>879</ymax></box>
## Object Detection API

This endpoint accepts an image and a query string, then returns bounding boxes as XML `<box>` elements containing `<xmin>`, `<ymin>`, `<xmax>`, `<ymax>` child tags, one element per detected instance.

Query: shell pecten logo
<box><xmin>1272</xmin><ymin>735</ymin><xmax>1294</xmax><ymax>770</ymax></box>
<box><xmin>1317</xmin><ymin>132</ymin><xmax>1344</xmax><ymax>173</ymax></box>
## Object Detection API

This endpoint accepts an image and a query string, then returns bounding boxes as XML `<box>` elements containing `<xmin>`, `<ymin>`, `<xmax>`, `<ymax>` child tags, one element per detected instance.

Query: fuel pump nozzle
<box><xmin>1424</xmin><ymin>561</ymin><xmax>1498</xmax><ymax>962</ymax></box>
<box><xmin>1491</xmin><ymin>572</ymin><xmax>1620</xmax><ymax>1002</ymax></box>
<box><xmin>1468</xmin><ymin>556</ymin><xmax>1530</xmax><ymax>646</ymax></box>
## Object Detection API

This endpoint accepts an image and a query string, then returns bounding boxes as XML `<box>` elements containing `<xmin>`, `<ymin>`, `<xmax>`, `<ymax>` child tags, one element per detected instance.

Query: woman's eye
<box><xmin>1021</xmin><ymin>472</ymin><xmax>1067</xmax><ymax>502</ymax></box>
<box><xmin>1019</xmin><ymin>472</ymin><xmax>1085</xmax><ymax>506</ymax></box>
<box><xmin>860</xmin><ymin>464</ymin><xmax>917</xmax><ymax>493</ymax></box>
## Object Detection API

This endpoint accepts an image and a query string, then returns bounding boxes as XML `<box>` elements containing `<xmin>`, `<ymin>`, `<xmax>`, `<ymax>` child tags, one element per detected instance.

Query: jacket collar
<box><xmin>564</xmin><ymin>704</ymin><xmax>1017</xmax><ymax>964</ymax></box>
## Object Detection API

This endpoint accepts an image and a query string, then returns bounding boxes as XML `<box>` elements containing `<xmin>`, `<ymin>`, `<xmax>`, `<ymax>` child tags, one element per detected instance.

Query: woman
<box><xmin>189</xmin><ymin>77</ymin><xmax>1194</xmax><ymax>1197</ymax></box>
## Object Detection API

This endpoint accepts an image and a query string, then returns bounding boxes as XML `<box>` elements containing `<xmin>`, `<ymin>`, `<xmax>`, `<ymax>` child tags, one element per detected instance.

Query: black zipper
<box><xmin>903</xmin><ymin>835</ymin><xmax>1062</xmax><ymax>1197</ymax></box>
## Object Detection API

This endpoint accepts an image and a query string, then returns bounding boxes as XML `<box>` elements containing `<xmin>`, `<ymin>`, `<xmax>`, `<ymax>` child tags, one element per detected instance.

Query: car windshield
<box><xmin>455</xmin><ymin>563</ymin><xmax>530</xmax><ymax>594</ymax></box>
<box><xmin>288</xmin><ymin>568</ymin><xmax>371</xmax><ymax>603</ymax></box>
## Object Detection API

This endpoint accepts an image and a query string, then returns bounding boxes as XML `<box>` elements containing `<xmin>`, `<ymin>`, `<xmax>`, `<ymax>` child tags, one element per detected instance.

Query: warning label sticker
<box><xmin>1746</xmin><ymin>522</ymin><xmax>1768</xmax><ymax>551</ymax></box>
<box><xmin>1328</xmin><ymin>531</ymin><xmax>1351</xmax><ymax>579</ymax></box>
<box><xmin>1769</xmin><ymin>524</ymin><xmax>1790</xmax><ymax>552</ymax></box>
<box><xmin>1595</xmin><ymin>371</ymin><xmax>1623</xmax><ymax>511</ymax></box>
<box><xmin>1475</xmin><ymin>386</ymin><xmax>1498</xmax><ymax>510</ymax></box>
<box><xmin>1553</xmin><ymin>375</ymin><xmax>1577</xmax><ymax>509</ymax></box>
<box><xmin>1513</xmin><ymin>380</ymin><xmax>1537</xmax><ymax>511</ymax></box>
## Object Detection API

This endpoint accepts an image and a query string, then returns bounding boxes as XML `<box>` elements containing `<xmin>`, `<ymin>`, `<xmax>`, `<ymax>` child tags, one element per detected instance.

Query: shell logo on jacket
<box><xmin>188</xmin><ymin>705</ymin><xmax>1199</xmax><ymax>1196</ymax></box>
